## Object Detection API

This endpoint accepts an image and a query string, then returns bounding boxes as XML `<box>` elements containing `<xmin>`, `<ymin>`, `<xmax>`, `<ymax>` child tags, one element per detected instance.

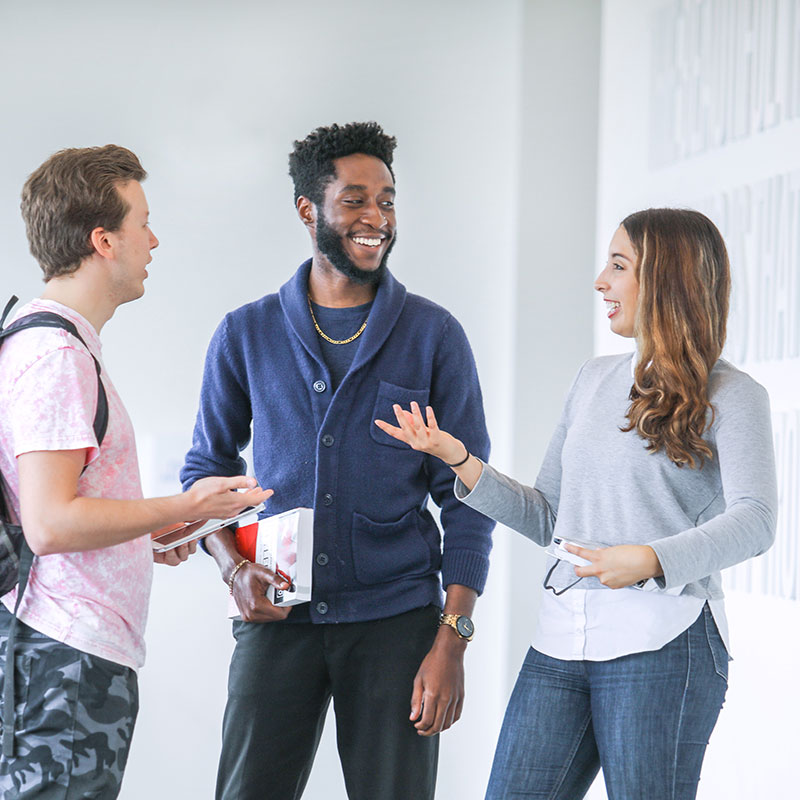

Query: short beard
<box><xmin>315</xmin><ymin>209</ymin><xmax>396</xmax><ymax>286</ymax></box>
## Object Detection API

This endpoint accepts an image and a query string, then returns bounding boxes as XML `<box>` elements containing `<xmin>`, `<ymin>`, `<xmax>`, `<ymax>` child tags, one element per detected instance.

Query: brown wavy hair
<box><xmin>620</xmin><ymin>209</ymin><xmax>730</xmax><ymax>468</ymax></box>
<box><xmin>21</xmin><ymin>145</ymin><xmax>146</xmax><ymax>281</ymax></box>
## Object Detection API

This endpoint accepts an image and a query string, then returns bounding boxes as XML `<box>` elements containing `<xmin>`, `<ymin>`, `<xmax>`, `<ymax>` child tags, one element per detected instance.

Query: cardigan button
<box><xmin>321</xmin><ymin>434</ymin><xmax>335</xmax><ymax>447</ymax></box>
<box><xmin>316</xmin><ymin>552</ymin><xmax>329</xmax><ymax>566</ymax></box>
<box><xmin>313</xmin><ymin>380</ymin><xmax>327</xmax><ymax>393</ymax></box>
<box><xmin>322</xmin><ymin>493</ymin><xmax>334</xmax><ymax>506</ymax></box>
<box><xmin>316</xmin><ymin>601</ymin><xmax>329</xmax><ymax>615</ymax></box>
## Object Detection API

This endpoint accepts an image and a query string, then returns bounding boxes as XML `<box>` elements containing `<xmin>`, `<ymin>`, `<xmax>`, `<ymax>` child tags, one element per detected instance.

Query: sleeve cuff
<box><xmin>649</xmin><ymin>537</ymin><xmax>688</xmax><ymax>590</ymax></box>
<box><xmin>454</xmin><ymin>458</ymin><xmax>488</xmax><ymax>502</ymax></box>
<box><xmin>441</xmin><ymin>547</ymin><xmax>490</xmax><ymax>595</ymax></box>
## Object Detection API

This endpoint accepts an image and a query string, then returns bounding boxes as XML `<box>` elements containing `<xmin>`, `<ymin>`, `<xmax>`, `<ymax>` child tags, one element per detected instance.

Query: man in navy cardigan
<box><xmin>181</xmin><ymin>122</ymin><xmax>493</xmax><ymax>800</ymax></box>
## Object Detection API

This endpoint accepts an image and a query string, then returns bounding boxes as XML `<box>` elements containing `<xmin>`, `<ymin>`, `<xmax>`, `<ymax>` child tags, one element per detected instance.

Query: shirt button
<box><xmin>321</xmin><ymin>434</ymin><xmax>335</xmax><ymax>447</ymax></box>
<box><xmin>316</xmin><ymin>552</ymin><xmax>329</xmax><ymax>566</ymax></box>
<box><xmin>322</xmin><ymin>493</ymin><xmax>334</xmax><ymax>506</ymax></box>
<box><xmin>316</xmin><ymin>601</ymin><xmax>328</xmax><ymax>615</ymax></box>
<box><xmin>313</xmin><ymin>380</ymin><xmax>326</xmax><ymax>393</ymax></box>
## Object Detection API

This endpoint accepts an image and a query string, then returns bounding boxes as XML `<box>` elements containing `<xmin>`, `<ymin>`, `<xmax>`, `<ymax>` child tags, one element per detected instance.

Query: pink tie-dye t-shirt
<box><xmin>0</xmin><ymin>299</ymin><xmax>152</xmax><ymax>670</ymax></box>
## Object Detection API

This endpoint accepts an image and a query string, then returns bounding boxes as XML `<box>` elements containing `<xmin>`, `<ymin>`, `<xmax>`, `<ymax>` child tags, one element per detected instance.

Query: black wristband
<box><xmin>445</xmin><ymin>447</ymin><xmax>471</xmax><ymax>468</ymax></box>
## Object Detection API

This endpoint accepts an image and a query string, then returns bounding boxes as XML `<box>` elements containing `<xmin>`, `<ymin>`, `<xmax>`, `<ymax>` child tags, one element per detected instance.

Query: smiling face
<box><xmin>594</xmin><ymin>225</ymin><xmax>640</xmax><ymax>338</ymax></box>
<box><xmin>107</xmin><ymin>180</ymin><xmax>159</xmax><ymax>304</ymax></box>
<box><xmin>310</xmin><ymin>153</ymin><xmax>396</xmax><ymax>285</ymax></box>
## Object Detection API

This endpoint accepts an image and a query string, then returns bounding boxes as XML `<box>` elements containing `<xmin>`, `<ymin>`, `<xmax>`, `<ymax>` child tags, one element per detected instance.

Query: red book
<box><xmin>227</xmin><ymin>509</ymin><xmax>314</xmax><ymax>618</ymax></box>
<box><xmin>235</xmin><ymin>521</ymin><xmax>259</xmax><ymax>562</ymax></box>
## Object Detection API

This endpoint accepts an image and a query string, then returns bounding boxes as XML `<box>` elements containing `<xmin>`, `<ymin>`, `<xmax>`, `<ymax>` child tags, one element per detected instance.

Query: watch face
<box><xmin>456</xmin><ymin>616</ymin><xmax>474</xmax><ymax>638</ymax></box>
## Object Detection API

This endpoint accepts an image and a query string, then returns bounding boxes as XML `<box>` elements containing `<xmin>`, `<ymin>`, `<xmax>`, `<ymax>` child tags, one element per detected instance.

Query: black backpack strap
<box><xmin>0</xmin><ymin>297</ymin><xmax>109</xmax><ymax>756</ymax></box>
<box><xmin>2</xmin><ymin>541</ymin><xmax>34</xmax><ymax>757</ymax></box>
<box><xmin>0</xmin><ymin>310</ymin><xmax>109</xmax><ymax>447</ymax></box>
<box><xmin>0</xmin><ymin>296</ymin><xmax>19</xmax><ymax>330</ymax></box>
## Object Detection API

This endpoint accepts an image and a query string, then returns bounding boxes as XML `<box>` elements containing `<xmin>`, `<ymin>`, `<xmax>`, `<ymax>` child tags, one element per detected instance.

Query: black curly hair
<box><xmin>288</xmin><ymin>121</ymin><xmax>396</xmax><ymax>207</ymax></box>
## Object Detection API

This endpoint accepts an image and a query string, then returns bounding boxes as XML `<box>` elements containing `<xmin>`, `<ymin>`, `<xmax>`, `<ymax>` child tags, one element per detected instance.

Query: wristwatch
<box><xmin>439</xmin><ymin>613</ymin><xmax>475</xmax><ymax>642</ymax></box>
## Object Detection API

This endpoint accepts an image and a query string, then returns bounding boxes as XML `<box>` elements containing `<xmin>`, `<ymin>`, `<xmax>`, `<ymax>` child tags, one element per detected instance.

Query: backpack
<box><xmin>0</xmin><ymin>294</ymin><xmax>108</xmax><ymax>757</ymax></box>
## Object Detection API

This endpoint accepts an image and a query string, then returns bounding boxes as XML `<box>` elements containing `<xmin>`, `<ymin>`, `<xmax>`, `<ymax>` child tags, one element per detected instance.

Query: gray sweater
<box><xmin>457</xmin><ymin>354</ymin><xmax>777</xmax><ymax>599</ymax></box>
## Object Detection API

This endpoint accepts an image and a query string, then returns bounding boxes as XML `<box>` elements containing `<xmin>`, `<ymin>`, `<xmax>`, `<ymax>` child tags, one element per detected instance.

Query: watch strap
<box><xmin>439</xmin><ymin>613</ymin><xmax>474</xmax><ymax>641</ymax></box>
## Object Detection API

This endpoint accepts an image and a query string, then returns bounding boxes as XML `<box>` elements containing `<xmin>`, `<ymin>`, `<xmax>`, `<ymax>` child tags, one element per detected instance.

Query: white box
<box><xmin>255</xmin><ymin>507</ymin><xmax>314</xmax><ymax>607</ymax></box>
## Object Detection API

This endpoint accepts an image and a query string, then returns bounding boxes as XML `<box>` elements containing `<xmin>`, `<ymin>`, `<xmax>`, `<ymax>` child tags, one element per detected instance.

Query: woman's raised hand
<box><xmin>374</xmin><ymin>402</ymin><xmax>467</xmax><ymax>465</ymax></box>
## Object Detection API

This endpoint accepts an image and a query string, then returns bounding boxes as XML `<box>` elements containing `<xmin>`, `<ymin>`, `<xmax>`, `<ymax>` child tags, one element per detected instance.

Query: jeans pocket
<box><xmin>703</xmin><ymin>605</ymin><xmax>730</xmax><ymax>683</ymax></box>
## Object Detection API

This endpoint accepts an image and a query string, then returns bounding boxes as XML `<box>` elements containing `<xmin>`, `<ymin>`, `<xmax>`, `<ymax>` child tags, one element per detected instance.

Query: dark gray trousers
<box><xmin>216</xmin><ymin>605</ymin><xmax>440</xmax><ymax>800</ymax></box>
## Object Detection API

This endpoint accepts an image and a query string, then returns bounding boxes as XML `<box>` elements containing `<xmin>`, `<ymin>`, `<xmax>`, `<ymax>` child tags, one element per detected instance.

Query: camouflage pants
<box><xmin>0</xmin><ymin>609</ymin><xmax>138</xmax><ymax>799</ymax></box>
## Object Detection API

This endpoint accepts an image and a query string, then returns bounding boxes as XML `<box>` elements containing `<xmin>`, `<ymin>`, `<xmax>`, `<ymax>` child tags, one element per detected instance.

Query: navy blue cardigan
<box><xmin>181</xmin><ymin>261</ymin><xmax>493</xmax><ymax>623</ymax></box>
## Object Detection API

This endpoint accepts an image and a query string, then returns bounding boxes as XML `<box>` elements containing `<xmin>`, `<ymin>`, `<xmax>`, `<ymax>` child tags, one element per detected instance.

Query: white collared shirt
<box><xmin>531</xmin><ymin>585</ymin><xmax>729</xmax><ymax>661</ymax></box>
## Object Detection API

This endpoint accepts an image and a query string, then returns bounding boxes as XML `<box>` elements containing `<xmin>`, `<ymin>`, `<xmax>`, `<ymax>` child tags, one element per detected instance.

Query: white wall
<box><xmin>13</xmin><ymin>2</ymin><xmax>787</xmax><ymax>798</ymax></box>
<box><xmin>594</xmin><ymin>1</ymin><xmax>800</xmax><ymax>797</ymax></box>
<box><xmin>505</xmin><ymin>0</ymin><xmax>600</xmax><ymax>697</ymax></box>
<box><xmin>0</xmin><ymin>1</ymin><xmax>523</xmax><ymax>798</ymax></box>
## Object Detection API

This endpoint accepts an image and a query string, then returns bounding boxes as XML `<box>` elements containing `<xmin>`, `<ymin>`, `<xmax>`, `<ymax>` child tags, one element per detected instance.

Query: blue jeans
<box><xmin>485</xmin><ymin>605</ymin><xmax>728</xmax><ymax>800</ymax></box>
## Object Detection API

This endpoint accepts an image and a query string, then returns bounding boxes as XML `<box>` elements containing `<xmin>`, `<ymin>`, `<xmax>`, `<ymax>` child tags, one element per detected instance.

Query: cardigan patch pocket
<box><xmin>351</xmin><ymin>508</ymin><xmax>432</xmax><ymax>585</ymax></box>
<box><xmin>370</xmin><ymin>380</ymin><xmax>430</xmax><ymax>449</ymax></box>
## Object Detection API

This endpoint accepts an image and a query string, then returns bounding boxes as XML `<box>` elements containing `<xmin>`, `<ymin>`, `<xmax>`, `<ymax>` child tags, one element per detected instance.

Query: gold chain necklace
<box><xmin>307</xmin><ymin>294</ymin><xmax>368</xmax><ymax>345</ymax></box>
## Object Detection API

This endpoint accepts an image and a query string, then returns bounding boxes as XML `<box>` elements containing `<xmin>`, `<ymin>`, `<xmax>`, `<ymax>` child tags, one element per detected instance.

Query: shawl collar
<box><xmin>278</xmin><ymin>259</ymin><xmax>408</xmax><ymax>376</ymax></box>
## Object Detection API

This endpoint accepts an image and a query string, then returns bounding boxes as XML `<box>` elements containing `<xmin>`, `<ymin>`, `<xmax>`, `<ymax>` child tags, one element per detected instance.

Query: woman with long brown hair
<box><xmin>375</xmin><ymin>209</ymin><xmax>777</xmax><ymax>799</ymax></box>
